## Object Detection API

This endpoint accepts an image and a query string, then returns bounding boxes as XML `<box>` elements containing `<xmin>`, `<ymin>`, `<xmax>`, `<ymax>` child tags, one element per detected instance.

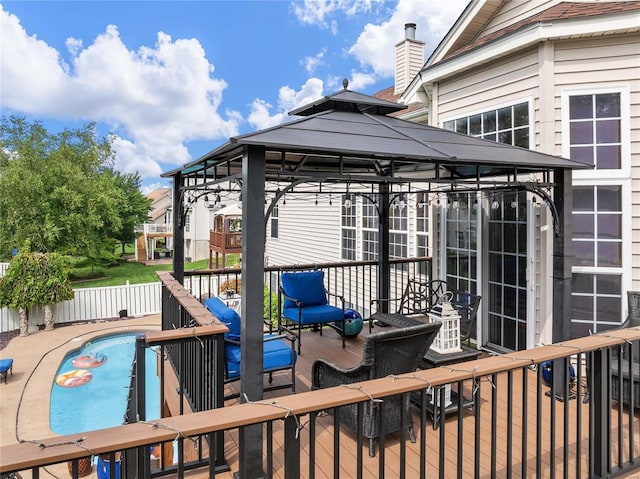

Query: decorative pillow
<box><xmin>281</xmin><ymin>270</ymin><xmax>327</xmax><ymax>309</ymax></box>
<box><xmin>204</xmin><ymin>296</ymin><xmax>241</xmax><ymax>340</ymax></box>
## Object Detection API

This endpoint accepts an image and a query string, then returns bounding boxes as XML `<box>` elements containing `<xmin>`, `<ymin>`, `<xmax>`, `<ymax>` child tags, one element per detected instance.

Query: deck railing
<box><xmin>184</xmin><ymin>256</ymin><xmax>433</xmax><ymax>327</ymax></box>
<box><xmin>4</xmin><ymin>265</ymin><xmax>640</xmax><ymax>478</ymax></box>
<box><xmin>3</xmin><ymin>328</ymin><xmax>640</xmax><ymax>478</ymax></box>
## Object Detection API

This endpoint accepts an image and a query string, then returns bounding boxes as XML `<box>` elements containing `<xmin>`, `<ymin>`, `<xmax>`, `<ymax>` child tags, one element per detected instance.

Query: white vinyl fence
<box><xmin>0</xmin><ymin>281</ymin><xmax>163</xmax><ymax>333</ymax></box>
<box><xmin>0</xmin><ymin>271</ymin><xmax>220</xmax><ymax>333</ymax></box>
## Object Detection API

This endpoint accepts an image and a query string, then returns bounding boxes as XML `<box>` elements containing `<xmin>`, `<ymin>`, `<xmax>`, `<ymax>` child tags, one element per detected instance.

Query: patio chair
<box><xmin>311</xmin><ymin>321</ymin><xmax>442</xmax><ymax>457</ymax></box>
<box><xmin>204</xmin><ymin>297</ymin><xmax>297</xmax><ymax>400</ymax></box>
<box><xmin>368</xmin><ymin>279</ymin><xmax>447</xmax><ymax>332</ymax></box>
<box><xmin>449</xmin><ymin>290</ymin><xmax>482</xmax><ymax>345</ymax></box>
<box><xmin>0</xmin><ymin>358</ymin><xmax>13</xmax><ymax>383</ymax></box>
<box><xmin>279</xmin><ymin>270</ymin><xmax>345</xmax><ymax>355</ymax></box>
<box><xmin>610</xmin><ymin>291</ymin><xmax>640</xmax><ymax>408</ymax></box>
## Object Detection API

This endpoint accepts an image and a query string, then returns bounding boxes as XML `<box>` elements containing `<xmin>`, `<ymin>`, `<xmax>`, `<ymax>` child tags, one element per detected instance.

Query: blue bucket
<box><xmin>97</xmin><ymin>456</ymin><xmax>121</xmax><ymax>479</ymax></box>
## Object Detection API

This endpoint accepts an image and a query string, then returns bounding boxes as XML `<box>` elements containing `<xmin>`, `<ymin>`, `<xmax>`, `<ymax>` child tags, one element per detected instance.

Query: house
<box><xmin>265</xmin><ymin>0</ymin><xmax>640</xmax><ymax>352</ymax></box>
<box><xmin>135</xmin><ymin>187</ymin><xmax>213</xmax><ymax>263</ymax></box>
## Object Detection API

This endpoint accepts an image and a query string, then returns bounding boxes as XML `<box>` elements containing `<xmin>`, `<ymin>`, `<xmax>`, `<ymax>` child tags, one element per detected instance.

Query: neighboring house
<box><xmin>136</xmin><ymin>187</ymin><xmax>212</xmax><ymax>262</ymax></box>
<box><xmin>265</xmin><ymin>0</ymin><xmax>640</xmax><ymax>353</ymax></box>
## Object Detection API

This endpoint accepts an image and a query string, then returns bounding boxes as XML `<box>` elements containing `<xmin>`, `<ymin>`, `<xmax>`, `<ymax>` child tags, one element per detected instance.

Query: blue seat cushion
<box><xmin>283</xmin><ymin>303</ymin><xmax>344</xmax><ymax>325</ymax></box>
<box><xmin>225</xmin><ymin>334</ymin><xmax>296</xmax><ymax>380</ymax></box>
<box><xmin>204</xmin><ymin>296</ymin><xmax>241</xmax><ymax>340</ymax></box>
<box><xmin>281</xmin><ymin>271</ymin><xmax>328</xmax><ymax>309</ymax></box>
<box><xmin>0</xmin><ymin>359</ymin><xmax>13</xmax><ymax>373</ymax></box>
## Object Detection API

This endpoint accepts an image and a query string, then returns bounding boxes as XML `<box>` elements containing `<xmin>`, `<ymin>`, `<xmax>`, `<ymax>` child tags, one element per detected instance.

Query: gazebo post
<box><xmin>238</xmin><ymin>144</ymin><xmax>267</xmax><ymax>478</ymax></box>
<box><xmin>551</xmin><ymin>167</ymin><xmax>574</xmax><ymax>398</ymax></box>
<box><xmin>172</xmin><ymin>173</ymin><xmax>185</xmax><ymax>284</ymax></box>
<box><xmin>377</xmin><ymin>183</ymin><xmax>391</xmax><ymax>312</ymax></box>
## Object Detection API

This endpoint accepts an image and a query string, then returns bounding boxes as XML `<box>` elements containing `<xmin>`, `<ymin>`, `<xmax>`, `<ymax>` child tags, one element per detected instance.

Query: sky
<box><xmin>0</xmin><ymin>0</ymin><xmax>469</xmax><ymax>192</ymax></box>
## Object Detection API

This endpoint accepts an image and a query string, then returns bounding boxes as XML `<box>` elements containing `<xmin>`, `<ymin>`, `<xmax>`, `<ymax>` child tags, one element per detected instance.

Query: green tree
<box><xmin>0</xmin><ymin>242</ymin><xmax>74</xmax><ymax>336</ymax></box>
<box><xmin>0</xmin><ymin>117</ymin><xmax>123</xmax><ymax>262</ymax></box>
<box><xmin>104</xmin><ymin>168</ymin><xmax>152</xmax><ymax>255</ymax></box>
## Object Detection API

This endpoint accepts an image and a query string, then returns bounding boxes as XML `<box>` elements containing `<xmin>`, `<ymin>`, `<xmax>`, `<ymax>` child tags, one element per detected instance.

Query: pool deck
<box><xmin>0</xmin><ymin>315</ymin><xmax>162</xmax><ymax>472</ymax></box>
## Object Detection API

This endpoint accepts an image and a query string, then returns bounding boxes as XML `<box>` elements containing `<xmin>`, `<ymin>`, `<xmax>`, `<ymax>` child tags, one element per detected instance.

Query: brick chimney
<box><xmin>394</xmin><ymin>23</ymin><xmax>425</xmax><ymax>95</ymax></box>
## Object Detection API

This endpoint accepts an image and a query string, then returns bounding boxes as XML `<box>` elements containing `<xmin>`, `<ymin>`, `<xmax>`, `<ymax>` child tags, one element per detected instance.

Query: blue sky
<box><xmin>0</xmin><ymin>0</ymin><xmax>468</xmax><ymax>191</ymax></box>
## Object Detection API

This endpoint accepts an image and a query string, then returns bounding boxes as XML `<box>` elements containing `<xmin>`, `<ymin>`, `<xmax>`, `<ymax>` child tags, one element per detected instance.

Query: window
<box><xmin>566</xmin><ymin>89</ymin><xmax>626</xmax><ymax>332</ymax></box>
<box><xmin>416</xmin><ymin>192</ymin><xmax>429</xmax><ymax>258</ymax></box>
<box><xmin>572</xmin><ymin>185</ymin><xmax>622</xmax><ymax>268</ymax></box>
<box><xmin>572</xmin><ymin>273</ymin><xmax>622</xmax><ymax>335</ymax></box>
<box><xmin>389</xmin><ymin>195</ymin><xmax>408</xmax><ymax>267</ymax></box>
<box><xmin>362</xmin><ymin>195</ymin><xmax>378</xmax><ymax>261</ymax></box>
<box><xmin>569</xmin><ymin>93</ymin><xmax>621</xmax><ymax>169</ymax></box>
<box><xmin>184</xmin><ymin>211</ymin><xmax>191</xmax><ymax>233</ymax></box>
<box><xmin>443</xmin><ymin>102</ymin><xmax>529</xmax><ymax>148</ymax></box>
<box><xmin>270</xmin><ymin>205</ymin><xmax>279</xmax><ymax>239</ymax></box>
<box><xmin>341</xmin><ymin>194</ymin><xmax>356</xmax><ymax>260</ymax></box>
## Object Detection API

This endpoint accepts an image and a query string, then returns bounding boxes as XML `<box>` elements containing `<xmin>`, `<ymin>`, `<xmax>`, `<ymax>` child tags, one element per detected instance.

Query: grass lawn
<box><xmin>71</xmin><ymin>258</ymin><xmax>213</xmax><ymax>288</ymax></box>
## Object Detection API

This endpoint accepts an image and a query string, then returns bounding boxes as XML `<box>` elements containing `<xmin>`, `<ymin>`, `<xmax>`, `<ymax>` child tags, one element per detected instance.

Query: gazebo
<box><xmin>162</xmin><ymin>84</ymin><xmax>588</xmax><ymax>477</ymax></box>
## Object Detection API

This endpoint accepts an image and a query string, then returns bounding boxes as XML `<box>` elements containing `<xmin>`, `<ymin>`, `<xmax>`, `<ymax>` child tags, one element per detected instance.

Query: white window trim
<box><xmin>571</xmin><ymin>178</ymin><xmax>631</xmax><ymax>294</ymax></box>
<box><xmin>439</xmin><ymin>97</ymin><xmax>534</xmax><ymax>149</ymax></box>
<box><xmin>561</xmin><ymin>86</ymin><xmax>631</xmax><ymax>180</ymax></box>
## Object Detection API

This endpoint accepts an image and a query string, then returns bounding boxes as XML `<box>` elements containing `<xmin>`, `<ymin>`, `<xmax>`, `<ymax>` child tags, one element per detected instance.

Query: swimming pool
<box><xmin>50</xmin><ymin>332</ymin><xmax>160</xmax><ymax>435</ymax></box>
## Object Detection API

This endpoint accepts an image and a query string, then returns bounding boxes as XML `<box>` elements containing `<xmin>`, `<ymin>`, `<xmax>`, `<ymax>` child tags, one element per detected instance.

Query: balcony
<box><xmin>2</xmin><ymin>262</ymin><xmax>640</xmax><ymax>478</ymax></box>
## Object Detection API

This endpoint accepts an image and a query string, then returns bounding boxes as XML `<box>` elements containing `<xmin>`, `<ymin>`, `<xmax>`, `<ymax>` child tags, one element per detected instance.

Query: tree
<box><xmin>104</xmin><ymin>168</ymin><xmax>152</xmax><ymax>255</ymax></box>
<box><xmin>0</xmin><ymin>242</ymin><xmax>74</xmax><ymax>336</ymax></box>
<box><xmin>0</xmin><ymin>116</ymin><xmax>122</xmax><ymax>261</ymax></box>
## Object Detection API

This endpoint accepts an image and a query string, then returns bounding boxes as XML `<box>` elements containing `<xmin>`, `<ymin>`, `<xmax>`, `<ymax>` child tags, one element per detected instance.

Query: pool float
<box><xmin>55</xmin><ymin>369</ymin><xmax>93</xmax><ymax>388</ymax></box>
<box><xmin>72</xmin><ymin>352</ymin><xmax>107</xmax><ymax>368</ymax></box>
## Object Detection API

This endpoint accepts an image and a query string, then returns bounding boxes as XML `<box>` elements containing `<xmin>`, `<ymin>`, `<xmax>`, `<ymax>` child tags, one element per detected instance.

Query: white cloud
<box><xmin>349</xmin><ymin>0</ymin><xmax>468</xmax><ymax>78</ymax></box>
<box><xmin>0</xmin><ymin>5</ymin><xmax>241</xmax><ymax>180</ymax></box>
<box><xmin>291</xmin><ymin>0</ymin><xmax>384</xmax><ymax>30</ymax></box>
<box><xmin>248</xmin><ymin>78</ymin><xmax>324</xmax><ymax>130</ymax></box>
<box><xmin>301</xmin><ymin>48</ymin><xmax>327</xmax><ymax>74</ymax></box>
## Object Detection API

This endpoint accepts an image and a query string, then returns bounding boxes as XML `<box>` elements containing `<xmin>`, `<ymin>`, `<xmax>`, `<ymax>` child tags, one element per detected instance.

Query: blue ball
<box><xmin>340</xmin><ymin>309</ymin><xmax>363</xmax><ymax>337</ymax></box>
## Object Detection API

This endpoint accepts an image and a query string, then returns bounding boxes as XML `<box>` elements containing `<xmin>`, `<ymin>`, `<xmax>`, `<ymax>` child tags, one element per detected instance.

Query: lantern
<box><xmin>427</xmin><ymin>292</ymin><xmax>461</xmax><ymax>354</ymax></box>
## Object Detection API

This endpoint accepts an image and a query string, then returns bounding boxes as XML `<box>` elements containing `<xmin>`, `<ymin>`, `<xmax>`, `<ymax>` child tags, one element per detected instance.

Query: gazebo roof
<box><xmin>163</xmin><ymin>87</ymin><xmax>588</xmax><ymax>187</ymax></box>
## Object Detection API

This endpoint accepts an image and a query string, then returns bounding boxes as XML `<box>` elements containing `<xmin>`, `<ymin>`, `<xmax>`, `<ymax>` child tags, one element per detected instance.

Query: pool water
<box><xmin>50</xmin><ymin>333</ymin><xmax>160</xmax><ymax>435</ymax></box>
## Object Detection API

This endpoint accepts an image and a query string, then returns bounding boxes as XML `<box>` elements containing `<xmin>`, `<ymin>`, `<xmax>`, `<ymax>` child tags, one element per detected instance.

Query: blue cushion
<box><xmin>0</xmin><ymin>359</ymin><xmax>13</xmax><ymax>373</ymax></box>
<box><xmin>204</xmin><ymin>297</ymin><xmax>241</xmax><ymax>340</ymax></box>
<box><xmin>283</xmin><ymin>303</ymin><xmax>344</xmax><ymax>325</ymax></box>
<box><xmin>281</xmin><ymin>271</ymin><xmax>328</xmax><ymax>309</ymax></box>
<box><xmin>225</xmin><ymin>335</ymin><xmax>296</xmax><ymax>380</ymax></box>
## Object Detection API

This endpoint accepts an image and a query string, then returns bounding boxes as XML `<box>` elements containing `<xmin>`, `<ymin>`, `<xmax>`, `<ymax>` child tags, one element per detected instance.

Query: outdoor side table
<box><xmin>415</xmin><ymin>344</ymin><xmax>482</xmax><ymax>429</ymax></box>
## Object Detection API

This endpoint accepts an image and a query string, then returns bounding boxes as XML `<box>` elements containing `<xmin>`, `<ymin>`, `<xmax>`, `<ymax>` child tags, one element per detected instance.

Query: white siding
<box><xmin>437</xmin><ymin>48</ymin><xmax>539</xmax><ymax>123</ymax></box>
<box><xmin>266</xmin><ymin>199</ymin><xmax>342</xmax><ymax>266</ymax></box>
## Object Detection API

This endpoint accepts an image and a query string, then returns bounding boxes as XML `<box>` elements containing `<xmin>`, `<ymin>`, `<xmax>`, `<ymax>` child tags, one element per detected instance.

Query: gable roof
<box><xmin>403</xmin><ymin>1</ymin><xmax>640</xmax><ymax>102</ymax></box>
<box><xmin>444</xmin><ymin>1</ymin><xmax>640</xmax><ymax>61</ymax></box>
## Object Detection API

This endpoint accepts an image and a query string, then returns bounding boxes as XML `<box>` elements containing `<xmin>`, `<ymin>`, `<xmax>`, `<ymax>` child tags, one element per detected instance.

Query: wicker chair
<box><xmin>610</xmin><ymin>291</ymin><xmax>640</xmax><ymax>408</ymax></box>
<box><xmin>311</xmin><ymin>321</ymin><xmax>442</xmax><ymax>457</ymax></box>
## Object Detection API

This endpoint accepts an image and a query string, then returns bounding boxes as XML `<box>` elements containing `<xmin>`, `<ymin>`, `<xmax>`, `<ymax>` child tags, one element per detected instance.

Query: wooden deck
<box><xmin>216</xmin><ymin>325</ymin><xmax>640</xmax><ymax>478</ymax></box>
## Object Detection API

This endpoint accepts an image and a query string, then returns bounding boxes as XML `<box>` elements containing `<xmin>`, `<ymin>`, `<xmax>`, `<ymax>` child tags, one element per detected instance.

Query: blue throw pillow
<box><xmin>281</xmin><ymin>270</ymin><xmax>328</xmax><ymax>309</ymax></box>
<box><xmin>204</xmin><ymin>296</ymin><xmax>241</xmax><ymax>340</ymax></box>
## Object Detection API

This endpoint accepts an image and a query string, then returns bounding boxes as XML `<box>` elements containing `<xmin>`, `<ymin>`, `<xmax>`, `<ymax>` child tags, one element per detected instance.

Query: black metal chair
<box><xmin>610</xmin><ymin>291</ymin><xmax>640</xmax><ymax>408</ymax></box>
<box><xmin>449</xmin><ymin>290</ymin><xmax>482</xmax><ymax>345</ymax></box>
<box><xmin>311</xmin><ymin>321</ymin><xmax>442</xmax><ymax>457</ymax></box>
<box><xmin>367</xmin><ymin>279</ymin><xmax>446</xmax><ymax>332</ymax></box>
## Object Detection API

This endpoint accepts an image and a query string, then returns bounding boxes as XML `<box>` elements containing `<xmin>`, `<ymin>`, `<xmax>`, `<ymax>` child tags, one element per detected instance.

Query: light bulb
<box><xmin>511</xmin><ymin>200</ymin><xmax>518</xmax><ymax>209</ymax></box>
<box><xmin>344</xmin><ymin>198</ymin><xmax>352</xmax><ymax>209</ymax></box>
<box><xmin>451</xmin><ymin>200</ymin><xmax>459</xmax><ymax>210</ymax></box>
<box><xmin>491</xmin><ymin>200</ymin><xmax>500</xmax><ymax>210</ymax></box>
